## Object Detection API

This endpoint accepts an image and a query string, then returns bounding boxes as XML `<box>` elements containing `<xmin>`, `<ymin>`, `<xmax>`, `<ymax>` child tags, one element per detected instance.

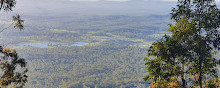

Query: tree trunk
<box><xmin>199</xmin><ymin>71</ymin><xmax>202</xmax><ymax>88</ymax></box>
<box><xmin>198</xmin><ymin>57</ymin><xmax>202</xmax><ymax>88</ymax></box>
<box><xmin>181</xmin><ymin>64</ymin><xmax>186</xmax><ymax>88</ymax></box>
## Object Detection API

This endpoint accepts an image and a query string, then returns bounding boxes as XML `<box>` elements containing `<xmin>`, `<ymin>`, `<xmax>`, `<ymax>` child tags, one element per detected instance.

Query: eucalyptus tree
<box><xmin>144</xmin><ymin>18</ymin><xmax>198</xmax><ymax>88</ymax></box>
<box><xmin>0</xmin><ymin>0</ymin><xmax>27</xmax><ymax>88</ymax></box>
<box><xmin>171</xmin><ymin>0</ymin><xmax>220</xmax><ymax>87</ymax></box>
<box><xmin>0</xmin><ymin>0</ymin><xmax>23</xmax><ymax>32</ymax></box>
<box><xmin>144</xmin><ymin>0</ymin><xmax>220</xmax><ymax>88</ymax></box>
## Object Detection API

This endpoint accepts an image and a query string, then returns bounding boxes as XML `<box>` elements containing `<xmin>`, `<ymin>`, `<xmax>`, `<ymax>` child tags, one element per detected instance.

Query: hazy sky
<box><xmin>68</xmin><ymin>0</ymin><xmax>176</xmax><ymax>2</ymax></box>
<box><xmin>68</xmin><ymin>0</ymin><xmax>220</xmax><ymax>2</ymax></box>
<box><xmin>7</xmin><ymin>0</ymin><xmax>219</xmax><ymax>18</ymax></box>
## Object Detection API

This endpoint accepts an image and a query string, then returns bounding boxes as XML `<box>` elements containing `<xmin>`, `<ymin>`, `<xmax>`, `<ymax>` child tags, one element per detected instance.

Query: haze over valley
<box><xmin>0</xmin><ymin>0</ymin><xmax>209</xmax><ymax>87</ymax></box>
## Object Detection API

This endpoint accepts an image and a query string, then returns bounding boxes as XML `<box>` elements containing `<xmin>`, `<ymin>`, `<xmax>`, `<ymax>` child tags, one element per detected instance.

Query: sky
<box><xmin>68</xmin><ymin>0</ymin><xmax>220</xmax><ymax>2</ymax></box>
<box><xmin>68</xmin><ymin>0</ymin><xmax>176</xmax><ymax>2</ymax></box>
<box><xmin>10</xmin><ymin>0</ymin><xmax>220</xmax><ymax>17</ymax></box>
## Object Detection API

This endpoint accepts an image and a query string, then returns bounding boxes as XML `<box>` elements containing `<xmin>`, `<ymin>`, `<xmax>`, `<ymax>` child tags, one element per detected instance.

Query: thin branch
<box><xmin>0</xmin><ymin>21</ymin><xmax>15</xmax><ymax>33</ymax></box>
<box><xmin>0</xmin><ymin>0</ymin><xmax>4</xmax><ymax>10</ymax></box>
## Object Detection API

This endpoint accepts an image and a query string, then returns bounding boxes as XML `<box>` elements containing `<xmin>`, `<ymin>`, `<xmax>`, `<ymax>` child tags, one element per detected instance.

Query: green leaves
<box><xmin>0</xmin><ymin>0</ymin><xmax>27</xmax><ymax>87</ymax></box>
<box><xmin>13</xmin><ymin>14</ymin><xmax>24</xmax><ymax>30</ymax></box>
<box><xmin>0</xmin><ymin>47</ymin><xmax>28</xmax><ymax>87</ymax></box>
<box><xmin>145</xmin><ymin>1</ymin><xmax>220</xmax><ymax>87</ymax></box>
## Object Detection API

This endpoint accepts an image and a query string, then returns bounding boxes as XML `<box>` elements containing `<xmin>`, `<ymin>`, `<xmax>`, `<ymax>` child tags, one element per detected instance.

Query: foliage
<box><xmin>148</xmin><ymin>77</ymin><xmax>182</xmax><ymax>88</ymax></box>
<box><xmin>205</xmin><ymin>78</ymin><xmax>220</xmax><ymax>88</ymax></box>
<box><xmin>0</xmin><ymin>0</ymin><xmax>27</xmax><ymax>87</ymax></box>
<box><xmin>145</xmin><ymin>0</ymin><xmax>220</xmax><ymax>88</ymax></box>
<box><xmin>0</xmin><ymin>47</ymin><xmax>27</xmax><ymax>88</ymax></box>
<box><xmin>171</xmin><ymin>0</ymin><xmax>220</xmax><ymax>49</ymax></box>
<box><xmin>171</xmin><ymin>0</ymin><xmax>220</xmax><ymax>87</ymax></box>
<box><xmin>0</xmin><ymin>0</ymin><xmax>16</xmax><ymax>11</ymax></box>
<box><xmin>13</xmin><ymin>14</ymin><xmax>24</xmax><ymax>30</ymax></box>
<box><xmin>144</xmin><ymin>35</ymin><xmax>181</xmax><ymax>82</ymax></box>
<box><xmin>145</xmin><ymin>18</ymin><xmax>198</xmax><ymax>87</ymax></box>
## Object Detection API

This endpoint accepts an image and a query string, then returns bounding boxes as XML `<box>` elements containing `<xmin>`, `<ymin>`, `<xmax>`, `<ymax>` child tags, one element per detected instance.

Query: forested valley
<box><xmin>0</xmin><ymin>0</ymin><xmax>220</xmax><ymax>88</ymax></box>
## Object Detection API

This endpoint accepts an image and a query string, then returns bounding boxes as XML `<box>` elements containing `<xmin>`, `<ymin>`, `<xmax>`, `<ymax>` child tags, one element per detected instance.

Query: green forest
<box><xmin>145</xmin><ymin>0</ymin><xmax>220</xmax><ymax>88</ymax></box>
<box><xmin>0</xmin><ymin>0</ymin><xmax>219</xmax><ymax>88</ymax></box>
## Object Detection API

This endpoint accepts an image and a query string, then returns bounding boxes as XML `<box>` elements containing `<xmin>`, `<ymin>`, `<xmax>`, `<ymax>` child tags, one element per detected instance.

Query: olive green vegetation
<box><xmin>2</xmin><ymin>0</ymin><xmax>211</xmax><ymax>88</ymax></box>
<box><xmin>21</xmin><ymin>45</ymin><xmax>147</xmax><ymax>88</ymax></box>
<box><xmin>0</xmin><ymin>0</ymin><xmax>28</xmax><ymax>88</ymax></box>
<box><xmin>5</xmin><ymin>11</ymin><xmax>172</xmax><ymax>88</ymax></box>
<box><xmin>3</xmin><ymin>0</ymin><xmax>220</xmax><ymax>87</ymax></box>
<box><xmin>145</xmin><ymin>0</ymin><xmax>220</xmax><ymax>88</ymax></box>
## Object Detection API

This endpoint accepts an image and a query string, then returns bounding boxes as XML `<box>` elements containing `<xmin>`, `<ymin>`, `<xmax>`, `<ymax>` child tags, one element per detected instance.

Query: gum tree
<box><xmin>0</xmin><ymin>0</ymin><xmax>27</xmax><ymax>88</ymax></box>
<box><xmin>171</xmin><ymin>0</ymin><xmax>220</xmax><ymax>87</ymax></box>
<box><xmin>144</xmin><ymin>0</ymin><xmax>220</xmax><ymax>88</ymax></box>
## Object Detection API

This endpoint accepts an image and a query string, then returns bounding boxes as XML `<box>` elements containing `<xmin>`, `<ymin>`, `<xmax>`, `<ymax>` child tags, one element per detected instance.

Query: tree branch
<box><xmin>0</xmin><ymin>21</ymin><xmax>15</xmax><ymax>33</ymax></box>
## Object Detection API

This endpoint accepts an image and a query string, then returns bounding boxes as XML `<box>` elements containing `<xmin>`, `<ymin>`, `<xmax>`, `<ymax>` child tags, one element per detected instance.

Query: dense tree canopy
<box><xmin>144</xmin><ymin>0</ymin><xmax>220</xmax><ymax>88</ymax></box>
